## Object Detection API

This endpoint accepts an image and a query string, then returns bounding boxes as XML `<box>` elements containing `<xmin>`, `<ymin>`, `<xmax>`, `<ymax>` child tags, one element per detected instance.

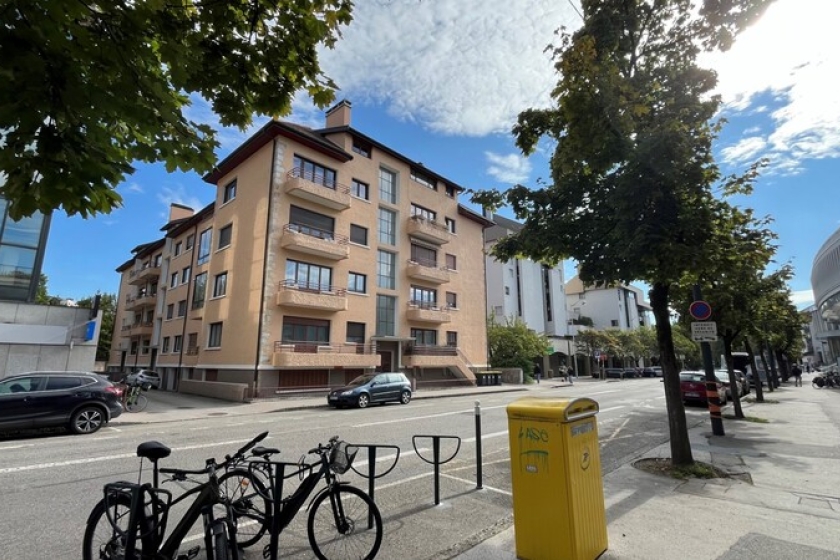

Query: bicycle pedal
<box><xmin>176</xmin><ymin>546</ymin><xmax>200</xmax><ymax>560</ymax></box>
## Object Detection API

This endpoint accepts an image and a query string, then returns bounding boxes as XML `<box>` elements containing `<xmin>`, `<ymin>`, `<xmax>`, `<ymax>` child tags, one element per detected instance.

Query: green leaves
<box><xmin>0</xmin><ymin>0</ymin><xmax>354</xmax><ymax>220</ymax></box>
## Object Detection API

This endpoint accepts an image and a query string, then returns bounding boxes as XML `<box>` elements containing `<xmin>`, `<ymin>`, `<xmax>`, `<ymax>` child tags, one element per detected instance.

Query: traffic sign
<box><xmin>689</xmin><ymin>300</ymin><xmax>713</xmax><ymax>321</ymax></box>
<box><xmin>691</xmin><ymin>321</ymin><xmax>718</xmax><ymax>342</ymax></box>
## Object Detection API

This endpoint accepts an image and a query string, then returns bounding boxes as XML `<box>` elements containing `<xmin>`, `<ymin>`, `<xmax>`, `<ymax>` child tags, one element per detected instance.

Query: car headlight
<box><xmin>341</xmin><ymin>390</ymin><xmax>355</xmax><ymax>396</ymax></box>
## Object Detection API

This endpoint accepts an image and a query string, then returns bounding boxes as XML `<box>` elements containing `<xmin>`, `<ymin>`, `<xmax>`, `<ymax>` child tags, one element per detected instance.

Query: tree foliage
<box><xmin>0</xmin><ymin>0</ymin><xmax>354</xmax><ymax>220</ymax></box>
<box><xmin>472</xmin><ymin>0</ymin><xmax>773</xmax><ymax>466</ymax></box>
<box><xmin>487</xmin><ymin>315</ymin><xmax>549</xmax><ymax>374</ymax></box>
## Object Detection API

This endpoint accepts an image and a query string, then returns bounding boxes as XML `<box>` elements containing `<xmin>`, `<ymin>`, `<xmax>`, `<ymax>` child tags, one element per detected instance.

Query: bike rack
<box><xmin>347</xmin><ymin>443</ymin><xmax>401</xmax><ymax>528</ymax></box>
<box><xmin>102</xmin><ymin>481</ymin><xmax>172</xmax><ymax>557</ymax></box>
<box><xmin>412</xmin><ymin>435</ymin><xmax>461</xmax><ymax>505</ymax></box>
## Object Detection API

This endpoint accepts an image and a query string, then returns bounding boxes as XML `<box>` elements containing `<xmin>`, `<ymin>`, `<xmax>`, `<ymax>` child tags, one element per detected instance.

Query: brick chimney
<box><xmin>325</xmin><ymin>99</ymin><xmax>352</xmax><ymax>128</ymax></box>
<box><xmin>168</xmin><ymin>203</ymin><xmax>194</xmax><ymax>223</ymax></box>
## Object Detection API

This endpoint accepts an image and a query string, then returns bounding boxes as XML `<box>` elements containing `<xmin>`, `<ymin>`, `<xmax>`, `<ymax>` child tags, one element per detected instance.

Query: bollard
<box><xmin>475</xmin><ymin>400</ymin><xmax>483</xmax><ymax>489</ymax></box>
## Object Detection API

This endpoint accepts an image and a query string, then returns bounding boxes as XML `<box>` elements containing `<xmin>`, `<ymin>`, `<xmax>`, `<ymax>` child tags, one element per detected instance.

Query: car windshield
<box><xmin>680</xmin><ymin>373</ymin><xmax>705</xmax><ymax>382</ymax></box>
<box><xmin>347</xmin><ymin>375</ymin><xmax>376</xmax><ymax>386</ymax></box>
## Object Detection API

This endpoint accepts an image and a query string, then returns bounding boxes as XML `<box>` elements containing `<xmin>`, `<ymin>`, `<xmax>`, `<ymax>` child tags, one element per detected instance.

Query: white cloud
<box><xmin>320</xmin><ymin>0</ymin><xmax>580</xmax><ymax>136</ymax></box>
<box><xmin>123</xmin><ymin>182</ymin><xmax>144</xmax><ymax>194</ymax></box>
<box><xmin>721</xmin><ymin>136</ymin><xmax>767</xmax><ymax>164</ymax></box>
<box><xmin>790</xmin><ymin>289</ymin><xmax>814</xmax><ymax>308</ymax></box>
<box><xmin>156</xmin><ymin>184</ymin><xmax>206</xmax><ymax>220</ymax></box>
<box><xmin>485</xmin><ymin>151</ymin><xmax>532</xmax><ymax>183</ymax></box>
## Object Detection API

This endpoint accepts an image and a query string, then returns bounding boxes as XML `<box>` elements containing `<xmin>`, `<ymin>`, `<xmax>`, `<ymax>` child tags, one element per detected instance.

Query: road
<box><xmin>0</xmin><ymin>378</ymin><xmax>715</xmax><ymax>559</ymax></box>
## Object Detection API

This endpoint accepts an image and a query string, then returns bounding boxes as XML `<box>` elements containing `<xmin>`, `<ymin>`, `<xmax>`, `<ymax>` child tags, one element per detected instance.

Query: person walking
<box><xmin>534</xmin><ymin>363</ymin><xmax>542</xmax><ymax>384</ymax></box>
<box><xmin>792</xmin><ymin>364</ymin><xmax>803</xmax><ymax>387</ymax></box>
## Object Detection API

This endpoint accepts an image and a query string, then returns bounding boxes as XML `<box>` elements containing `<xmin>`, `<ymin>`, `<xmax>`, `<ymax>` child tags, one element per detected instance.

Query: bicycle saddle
<box><xmin>137</xmin><ymin>441</ymin><xmax>172</xmax><ymax>460</ymax></box>
<box><xmin>252</xmin><ymin>446</ymin><xmax>280</xmax><ymax>457</ymax></box>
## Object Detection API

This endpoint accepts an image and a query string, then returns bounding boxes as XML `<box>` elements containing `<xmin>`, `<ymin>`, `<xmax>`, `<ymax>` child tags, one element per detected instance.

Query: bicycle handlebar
<box><xmin>159</xmin><ymin>431</ymin><xmax>270</xmax><ymax>481</ymax></box>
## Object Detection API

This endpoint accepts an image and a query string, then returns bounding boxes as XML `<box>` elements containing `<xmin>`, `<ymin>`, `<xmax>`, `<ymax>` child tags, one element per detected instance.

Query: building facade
<box><xmin>810</xmin><ymin>227</ymin><xmax>840</xmax><ymax>367</ymax></box>
<box><xmin>564</xmin><ymin>276</ymin><xmax>652</xmax><ymax>331</ymax></box>
<box><xmin>484</xmin><ymin>214</ymin><xmax>572</xmax><ymax>375</ymax></box>
<box><xmin>108</xmin><ymin>101</ymin><xmax>492</xmax><ymax>397</ymax></box>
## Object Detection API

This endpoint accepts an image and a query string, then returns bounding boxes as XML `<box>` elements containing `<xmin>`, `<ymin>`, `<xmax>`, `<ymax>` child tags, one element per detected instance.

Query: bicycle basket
<box><xmin>329</xmin><ymin>441</ymin><xmax>357</xmax><ymax>474</ymax></box>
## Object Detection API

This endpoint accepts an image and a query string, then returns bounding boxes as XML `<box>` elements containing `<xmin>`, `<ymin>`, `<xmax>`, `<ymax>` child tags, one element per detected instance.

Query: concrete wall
<box><xmin>178</xmin><ymin>379</ymin><xmax>248</xmax><ymax>402</ymax></box>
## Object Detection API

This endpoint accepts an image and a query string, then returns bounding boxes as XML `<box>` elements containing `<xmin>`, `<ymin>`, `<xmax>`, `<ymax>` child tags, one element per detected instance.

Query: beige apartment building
<box><xmin>108</xmin><ymin>101</ymin><xmax>492</xmax><ymax>399</ymax></box>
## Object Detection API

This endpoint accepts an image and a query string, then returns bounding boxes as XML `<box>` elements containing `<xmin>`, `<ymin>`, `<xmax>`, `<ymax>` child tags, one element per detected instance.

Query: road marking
<box><xmin>462</xmin><ymin>430</ymin><xmax>508</xmax><ymax>443</ymax></box>
<box><xmin>587</xmin><ymin>390</ymin><xmax>621</xmax><ymax>396</ymax></box>
<box><xmin>353</xmin><ymin>405</ymin><xmax>507</xmax><ymax>428</ymax></box>
<box><xmin>598</xmin><ymin>406</ymin><xmax>626</xmax><ymax>413</ymax></box>
<box><xmin>442</xmin><ymin>473</ymin><xmax>512</xmax><ymax>496</ymax></box>
<box><xmin>0</xmin><ymin>444</ymin><xmax>34</xmax><ymax>451</ymax></box>
<box><xmin>606</xmin><ymin>417</ymin><xmax>631</xmax><ymax>442</ymax></box>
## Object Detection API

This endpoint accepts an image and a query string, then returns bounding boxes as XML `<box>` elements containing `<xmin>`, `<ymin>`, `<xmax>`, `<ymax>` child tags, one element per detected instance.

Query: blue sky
<box><xmin>43</xmin><ymin>0</ymin><xmax>837</xmax><ymax>309</ymax></box>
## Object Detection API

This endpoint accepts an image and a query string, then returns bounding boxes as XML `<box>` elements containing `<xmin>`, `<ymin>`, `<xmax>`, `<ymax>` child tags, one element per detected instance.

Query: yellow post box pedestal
<box><xmin>507</xmin><ymin>397</ymin><xmax>608</xmax><ymax>560</ymax></box>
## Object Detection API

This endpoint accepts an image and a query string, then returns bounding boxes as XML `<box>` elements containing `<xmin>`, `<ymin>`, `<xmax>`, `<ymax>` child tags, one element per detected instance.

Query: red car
<box><xmin>680</xmin><ymin>371</ymin><xmax>727</xmax><ymax>406</ymax></box>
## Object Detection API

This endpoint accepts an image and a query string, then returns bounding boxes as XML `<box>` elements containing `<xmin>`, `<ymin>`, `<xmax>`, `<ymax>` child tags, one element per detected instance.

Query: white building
<box><xmin>810</xmin><ymin>227</ymin><xmax>840</xmax><ymax>367</ymax></box>
<box><xmin>484</xmin><ymin>214</ymin><xmax>573</xmax><ymax>376</ymax></box>
<box><xmin>565</xmin><ymin>275</ymin><xmax>652</xmax><ymax>331</ymax></box>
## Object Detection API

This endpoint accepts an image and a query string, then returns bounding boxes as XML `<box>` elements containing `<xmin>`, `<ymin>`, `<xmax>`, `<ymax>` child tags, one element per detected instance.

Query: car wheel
<box><xmin>70</xmin><ymin>406</ymin><xmax>105</xmax><ymax>435</ymax></box>
<box><xmin>357</xmin><ymin>393</ymin><xmax>370</xmax><ymax>409</ymax></box>
<box><xmin>400</xmin><ymin>390</ymin><xmax>411</xmax><ymax>405</ymax></box>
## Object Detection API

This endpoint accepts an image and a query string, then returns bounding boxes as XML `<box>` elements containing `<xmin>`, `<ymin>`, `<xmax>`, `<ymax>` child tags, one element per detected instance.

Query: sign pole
<box><xmin>693</xmin><ymin>285</ymin><xmax>725</xmax><ymax>436</ymax></box>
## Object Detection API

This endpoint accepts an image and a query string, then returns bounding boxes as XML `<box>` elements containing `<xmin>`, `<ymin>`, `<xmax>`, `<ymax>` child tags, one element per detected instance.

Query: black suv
<box><xmin>327</xmin><ymin>372</ymin><xmax>412</xmax><ymax>408</ymax></box>
<box><xmin>0</xmin><ymin>372</ymin><xmax>123</xmax><ymax>435</ymax></box>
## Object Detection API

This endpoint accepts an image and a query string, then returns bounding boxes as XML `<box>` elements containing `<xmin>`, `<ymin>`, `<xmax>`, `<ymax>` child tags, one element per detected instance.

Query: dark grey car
<box><xmin>0</xmin><ymin>372</ymin><xmax>123</xmax><ymax>435</ymax></box>
<box><xmin>327</xmin><ymin>372</ymin><xmax>412</xmax><ymax>408</ymax></box>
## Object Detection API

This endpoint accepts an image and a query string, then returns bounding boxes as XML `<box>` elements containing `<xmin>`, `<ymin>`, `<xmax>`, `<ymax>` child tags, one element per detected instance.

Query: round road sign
<box><xmin>689</xmin><ymin>300</ymin><xmax>712</xmax><ymax>321</ymax></box>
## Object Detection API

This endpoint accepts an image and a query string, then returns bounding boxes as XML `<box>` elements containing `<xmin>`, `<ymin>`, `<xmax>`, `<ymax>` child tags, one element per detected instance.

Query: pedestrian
<box><xmin>806</xmin><ymin>363</ymin><xmax>811</xmax><ymax>373</ymax></box>
<box><xmin>534</xmin><ymin>364</ymin><xmax>541</xmax><ymax>384</ymax></box>
<box><xmin>792</xmin><ymin>364</ymin><xmax>803</xmax><ymax>387</ymax></box>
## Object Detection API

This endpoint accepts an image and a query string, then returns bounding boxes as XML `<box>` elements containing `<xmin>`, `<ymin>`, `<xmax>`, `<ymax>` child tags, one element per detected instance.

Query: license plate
<box><xmin>685</xmin><ymin>392</ymin><xmax>699</xmax><ymax>397</ymax></box>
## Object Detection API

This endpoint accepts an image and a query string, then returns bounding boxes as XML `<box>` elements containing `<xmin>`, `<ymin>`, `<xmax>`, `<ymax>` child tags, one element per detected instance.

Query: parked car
<box><xmin>623</xmin><ymin>367</ymin><xmax>641</xmax><ymax>379</ymax></box>
<box><xmin>605</xmin><ymin>368</ymin><xmax>627</xmax><ymax>379</ymax></box>
<box><xmin>679</xmin><ymin>371</ymin><xmax>726</xmax><ymax>406</ymax></box>
<box><xmin>0</xmin><ymin>372</ymin><xmax>123</xmax><ymax>435</ymax></box>
<box><xmin>327</xmin><ymin>372</ymin><xmax>412</xmax><ymax>408</ymax></box>
<box><xmin>125</xmin><ymin>369</ymin><xmax>161</xmax><ymax>389</ymax></box>
<box><xmin>641</xmin><ymin>367</ymin><xmax>659</xmax><ymax>378</ymax></box>
<box><xmin>715</xmin><ymin>370</ymin><xmax>747</xmax><ymax>399</ymax></box>
<box><xmin>747</xmin><ymin>369</ymin><xmax>769</xmax><ymax>388</ymax></box>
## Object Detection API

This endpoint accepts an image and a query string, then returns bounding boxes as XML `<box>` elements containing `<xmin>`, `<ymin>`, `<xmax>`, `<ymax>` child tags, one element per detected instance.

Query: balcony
<box><xmin>280</xmin><ymin>224</ymin><xmax>349</xmax><ymax>260</ymax></box>
<box><xmin>406</xmin><ymin>301</ymin><xmax>451</xmax><ymax>324</ymax></box>
<box><xmin>284</xmin><ymin>168</ymin><xmax>351</xmax><ymax>211</ymax></box>
<box><xmin>129</xmin><ymin>322</ymin><xmax>154</xmax><ymax>337</ymax></box>
<box><xmin>403</xmin><ymin>344</ymin><xmax>458</xmax><ymax>368</ymax></box>
<box><xmin>125</xmin><ymin>292</ymin><xmax>158</xmax><ymax>311</ymax></box>
<box><xmin>406</xmin><ymin>215</ymin><xmax>452</xmax><ymax>245</ymax></box>
<box><xmin>272</xmin><ymin>342</ymin><xmax>380</xmax><ymax>369</ymax></box>
<box><xmin>129</xmin><ymin>265</ymin><xmax>161</xmax><ymax>286</ymax></box>
<box><xmin>276</xmin><ymin>280</ymin><xmax>348</xmax><ymax>312</ymax></box>
<box><xmin>406</xmin><ymin>259</ymin><xmax>451</xmax><ymax>284</ymax></box>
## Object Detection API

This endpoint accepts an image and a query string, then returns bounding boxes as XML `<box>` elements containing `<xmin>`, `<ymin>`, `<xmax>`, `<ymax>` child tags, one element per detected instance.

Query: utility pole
<box><xmin>691</xmin><ymin>285</ymin><xmax>725</xmax><ymax>436</ymax></box>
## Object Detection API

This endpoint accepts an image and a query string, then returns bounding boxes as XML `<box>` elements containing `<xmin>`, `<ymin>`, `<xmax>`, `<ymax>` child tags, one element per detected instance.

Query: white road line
<box><xmin>598</xmin><ymin>406</ymin><xmax>626</xmax><ymax>413</ymax></box>
<box><xmin>587</xmin><ymin>390</ymin><xmax>621</xmax><ymax>396</ymax></box>
<box><xmin>442</xmin><ymin>473</ymin><xmax>512</xmax><ymax>496</ymax></box>
<box><xmin>606</xmin><ymin>417</ymin><xmax>631</xmax><ymax>442</ymax></box>
<box><xmin>353</xmin><ymin>405</ymin><xmax>507</xmax><ymax>428</ymax></box>
<box><xmin>0</xmin><ymin>444</ymin><xmax>34</xmax><ymax>451</ymax></box>
<box><xmin>462</xmin><ymin>430</ymin><xmax>508</xmax><ymax>444</ymax></box>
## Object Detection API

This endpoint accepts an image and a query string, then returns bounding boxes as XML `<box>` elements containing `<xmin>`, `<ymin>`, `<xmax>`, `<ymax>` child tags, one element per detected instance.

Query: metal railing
<box><xmin>406</xmin><ymin>257</ymin><xmax>448</xmax><ymax>271</ymax></box>
<box><xmin>408</xmin><ymin>299</ymin><xmax>450</xmax><ymax>311</ymax></box>
<box><xmin>283</xmin><ymin>223</ymin><xmax>349</xmax><ymax>244</ymax></box>
<box><xmin>272</xmin><ymin>341</ymin><xmax>375</xmax><ymax>354</ymax></box>
<box><xmin>277</xmin><ymin>279</ymin><xmax>347</xmax><ymax>296</ymax></box>
<box><xmin>286</xmin><ymin>167</ymin><xmax>350</xmax><ymax>194</ymax></box>
<box><xmin>409</xmin><ymin>213</ymin><xmax>449</xmax><ymax>232</ymax></box>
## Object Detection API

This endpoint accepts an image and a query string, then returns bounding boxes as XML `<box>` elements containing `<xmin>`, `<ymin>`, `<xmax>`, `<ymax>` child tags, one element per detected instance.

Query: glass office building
<box><xmin>0</xmin><ymin>196</ymin><xmax>51</xmax><ymax>302</ymax></box>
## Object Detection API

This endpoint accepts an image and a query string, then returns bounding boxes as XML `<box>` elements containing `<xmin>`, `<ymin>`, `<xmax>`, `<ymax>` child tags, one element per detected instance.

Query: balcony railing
<box><xmin>284</xmin><ymin>168</ymin><xmax>351</xmax><ymax>210</ymax></box>
<box><xmin>406</xmin><ymin>300</ymin><xmax>452</xmax><ymax>323</ymax></box>
<box><xmin>273</xmin><ymin>342</ymin><xmax>375</xmax><ymax>354</ymax></box>
<box><xmin>406</xmin><ymin>214</ymin><xmax>452</xmax><ymax>245</ymax></box>
<box><xmin>280</xmin><ymin>224</ymin><xmax>349</xmax><ymax>260</ymax></box>
<box><xmin>275</xmin><ymin>279</ymin><xmax>348</xmax><ymax>311</ymax></box>
<box><xmin>129</xmin><ymin>264</ymin><xmax>161</xmax><ymax>285</ymax></box>
<box><xmin>186</xmin><ymin>346</ymin><xmax>199</xmax><ymax>355</ymax></box>
<box><xmin>406</xmin><ymin>259</ymin><xmax>451</xmax><ymax>284</ymax></box>
<box><xmin>271</xmin><ymin>341</ymin><xmax>380</xmax><ymax>368</ymax></box>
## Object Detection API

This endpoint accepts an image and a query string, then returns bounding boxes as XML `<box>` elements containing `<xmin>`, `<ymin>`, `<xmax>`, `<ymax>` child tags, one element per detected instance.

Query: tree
<box><xmin>35</xmin><ymin>273</ymin><xmax>62</xmax><ymax>305</ymax></box>
<box><xmin>576</xmin><ymin>328</ymin><xmax>619</xmax><ymax>377</ymax></box>
<box><xmin>78</xmin><ymin>293</ymin><xmax>117</xmax><ymax>362</ymax></box>
<box><xmin>0</xmin><ymin>0</ymin><xmax>354</xmax><ymax>220</ymax></box>
<box><xmin>473</xmin><ymin>0</ymin><xmax>772</xmax><ymax>466</ymax></box>
<box><xmin>487</xmin><ymin>315</ymin><xmax>550</xmax><ymax>378</ymax></box>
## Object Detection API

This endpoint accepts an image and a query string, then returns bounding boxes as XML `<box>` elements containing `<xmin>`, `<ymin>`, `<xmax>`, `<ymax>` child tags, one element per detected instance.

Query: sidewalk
<box><xmin>456</xmin><ymin>379</ymin><xmax>840</xmax><ymax>560</ymax></box>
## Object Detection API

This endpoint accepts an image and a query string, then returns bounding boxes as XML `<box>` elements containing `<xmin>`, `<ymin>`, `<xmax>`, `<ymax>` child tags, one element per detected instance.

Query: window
<box><xmin>46</xmin><ymin>376</ymin><xmax>83</xmax><ymax>390</ymax></box>
<box><xmin>197</xmin><ymin>228</ymin><xmax>212</xmax><ymax>265</ymax></box>
<box><xmin>293</xmin><ymin>155</ymin><xmax>336</xmax><ymax>188</ymax></box>
<box><xmin>282</xmin><ymin>316</ymin><xmax>330</xmax><ymax>343</ymax></box>
<box><xmin>286</xmin><ymin>259</ymin><xmax>332</xmax><ymax>291</ymax></box>
<box><xmin>446</xmin><ymin>292</ymin><xmax>457</xmax><ymax>309</ymax></box>
<box><xmin>377</xmin><ymin>250</ymin><xmax>396</xmax><ymax>289</ymax></box>
<box><xmin>410</xmin><ymin>285</ymin><xmax>437</xmax><ymax>307</ymax></box>
<box><xmin>153</xmin><ymin>253</ymin><xmax>162</xmax><ymax>267</ymax></box>
<box><xmin>505</xmin><ymin>286</ymin><xmax>510</xmax><ymax>295</ymax></box>
<box><xmin>181</xmin><ymin>266</ymin><xmax>191</xmax><ymax>284</ymax></box>
<box><xmin>162</xmin><ymin>337</ymin><xmax>170</xmax><ymax>353</ymax></box>
<box><xmin>445</xmin><ymin>218</ymin><xmax>456</xmax><ymax>233</ymax></box>
<box><xmin>411</xmin><ymin>328</ymin><xmax>437</xmax><ymax>345</ymax></box>
<box><xmin>130</xmin><ymin>341</ymin><xmax>138</xmax><ymax>355</ymax></box>
<box><xmin>174</xmin><ymin>241</ymin><xmax>182</xmax><ymax>256</ymax></box>
<box><xmin>170</xmin><ymin>272</ymin><xmax>178</xmax><ymax>288</ymax></box>
<box><xmin>166</xmin><ymin>304</ymin><xmax>174</xmax><ymax>320</ymax></box>
<box><xmin>445</xmin><ymin>185</ymin><xmax>456</xmax><ymax>198</ymax></box>
<box><xmin>187</xmin><ymin>332</ymin><xmax>198</xmax><ymax>353</ymax></box>
<box><xmin>378</xmin><ymin>208</ymin><xmax>396</xmax><ymax>245</ymax></box>
<box><xmin>350</xmin><ymin>224</ymin><xmax>368</xmax><ymax>245</ymax></box>
<box><xmin>447</xmin><ymin>331</ymin><xmax>458</xmax><ymax>347</ymax></box>
<box><xmin>192</xmin><ymin>272</ymin><xmax>207</xmax><ymax>309</ymax></box>
<box><xmin>289</xmin><ymin>206</ymin><xmax>335</xmax><ymax>239</ymax></box>
<box><xmin>185</xmin><ymin>234</ymin><xmax>195</xmax><ymax>250</ymax></box>
<box><xmin>379</xmin><ymin>168</ymin><xmax>397</xmax><ymax>204</ymax></box>
<box><xmin>376</xmin><ymin>295</ymin><xmax>396</xmax><ymax>336</ymax></box>
<box><xmin>208</xmin><ymin>322</ymin><xmax>223</xmax><ymax>348</ymax></box>
<box><xmin>348</xmin><ymin>272</ymin><xmax>367</xmax><ymax>294</ymax></box>
<box><xmin>411</xmin><ymin>243</ymin><xmax>437</xmax><ymax>266</ymax></box>
<box><xmin>173</xmin><ymin>335</ymin><xmax>183</xmax><ymax>353</ymax></box>
<box><xmin>141</xmin><ymin>340</ymin><xmax>150</xmax><ymax>355</ymax></box>
<box><xmin>351</xmin><ymin>179</ymin><xmax>369</xmax><ymax>200</ymax></box>
<box><xmin>346</xmin><ymin>322</ymin><xmax>366</xmax><ymax>343</ymax></box>
<box><xmin>611</xmin><ymin>319</ymin><xmax>619</xmax><ymax>327</ymax></box>
<box><xmin>223</xmin><ymin>179</ymin><xmax>237</xmax><ymax>203</ymax></box>
<box><xmin>445</xmin><ymin>254</ymin><xmax>457</xmax><ymax>270</ymax></box>
<box><xmin>213</xmin><ymin>272</ymin><xmax>228</xmax><ymax>297</ymax></box>
<box><xmin>218</xmin><ymin>224</ymin><xmax>232</xmax><ymax>249</ymax></box>
<box><xmin>411</xmin><ymin>203</ymin><xmax>436</xmax><ymax>222</ymax></box>
<box><xmin>177</xmin><ymin>300</ymin><xmax>187</xmax><ymax>317</ymax></box>
<box><xmin>410</xmin><ymin>168</ymin><xmax>436</xmax><ymax>190</ymax></box>
<box><xmin>352</xmin><ymin>139</ymin><xmax>371</xmax><ymax>158</ymax></box>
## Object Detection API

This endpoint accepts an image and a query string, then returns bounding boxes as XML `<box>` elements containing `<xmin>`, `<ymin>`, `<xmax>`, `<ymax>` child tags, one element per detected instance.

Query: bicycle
<box><xmin>121</xmin><ymin>381</ymin><xmax>150</xmax><ymax>412</ymax></box>
<box><xmin>82</xmin><ymin>431</ymin><xmax>270</xmax><ymax>560</ymax></box>
<box><xmin>248</xmin><ymin>435</ymin><xmax>383</xmax><ymax>560</ymax></box>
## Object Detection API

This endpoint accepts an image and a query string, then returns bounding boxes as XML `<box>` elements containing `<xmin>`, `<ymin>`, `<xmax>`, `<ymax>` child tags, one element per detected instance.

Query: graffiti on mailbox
<box><xmin>518</xmin><ymin>424</ymin><xmax>549</xmax><ymax>473</ymax></box>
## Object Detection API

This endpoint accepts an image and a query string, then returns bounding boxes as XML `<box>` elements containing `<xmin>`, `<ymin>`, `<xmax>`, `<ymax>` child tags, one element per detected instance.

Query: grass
<box><xmin>634</xmin><ymin>458</ymin><xmax>729</xmax><ymax>480</ymax></box>
<box><xmin>744</xmin><ymin>397</ymin><xmax>779</xmax><ymax>404</ymax></box>
<box><xmin>723</xmin><ymin>414</ymin><xmax>769</xmax><ymax>423</ymax></box>
<box><xmin>671</xmin><ymin>462</ymin><xmax>720</xmax><ymax>480</ymax></box>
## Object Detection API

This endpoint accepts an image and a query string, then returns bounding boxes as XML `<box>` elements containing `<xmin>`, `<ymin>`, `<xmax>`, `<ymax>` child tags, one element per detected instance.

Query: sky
<box><xmin>43</xmin><ymin>0</ymin><xmax>838</xmax><ymax>310</ymax></box>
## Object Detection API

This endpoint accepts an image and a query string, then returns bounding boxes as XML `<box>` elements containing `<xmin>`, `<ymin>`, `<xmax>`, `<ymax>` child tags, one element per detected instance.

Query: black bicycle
<box><xmin>248</xmin><ymin>436</ymin><xmax>383</xmax><ymax>560</ymax></box>
<box><xmin>82</xmin><ymin>432</ymin><xmax>270</xmax><ymax>560</ymax></box>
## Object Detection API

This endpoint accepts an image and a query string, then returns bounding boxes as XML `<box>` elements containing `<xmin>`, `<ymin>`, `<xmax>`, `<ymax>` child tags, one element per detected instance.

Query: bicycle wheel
<box><xmin>218</xmin><ymin>469</ymin><xmax>270</xmax><ymax>548</ymax></box>
<box><xmin>126</xmin><ymin>394</ymin><xmax>148</xmax><ymax>413</ymax></box>
<box><xmin>208</xmin><ymin>518</ymin><xmax>232</xmax><ymax>560</ymax></box>
<box><xmin>307</xmin><ymin>485</ymin><xmax>382</xmax><ymax>560</ymax></box>
<box><xmin>83</xmin><ymin>495</ymin><xmax>155</xmax><ymax>560</ymax></box>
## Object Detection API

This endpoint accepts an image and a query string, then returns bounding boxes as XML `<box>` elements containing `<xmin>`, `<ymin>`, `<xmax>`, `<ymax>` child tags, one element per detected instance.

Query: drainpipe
<box><xmin>254</xmin><ymin>138</ymin><xmax>278</xmax><ymax>397</ymax></box>
<box><xmin>175</xmin><ymin>222</ymin><xmax>199</xmax><ymax>391</ymax></box>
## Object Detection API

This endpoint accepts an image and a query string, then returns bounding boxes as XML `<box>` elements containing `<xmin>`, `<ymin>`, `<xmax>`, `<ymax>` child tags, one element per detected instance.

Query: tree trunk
<box><xmin>759</xmin><ymin>341</ymin><xmax>774</xmax><ymax>392</ymax></box>
<box><xmin>745</xmin><ymin>339</ymin><xmax>764</xmax><ymax>402</ymax></box>
<box><xmin>650</xmin><ymin>282</ymin><xmax>694</xmax><ymax>467</ymax></box>
<box><xmin>723</xmin><ymin>334</ymin><xmax>744</xmax><ymax>419</ymax></box>
<box><xmin>775</xmin><ymin>349</ymin><xmax>789</xmax><ymax>382</ymax></box>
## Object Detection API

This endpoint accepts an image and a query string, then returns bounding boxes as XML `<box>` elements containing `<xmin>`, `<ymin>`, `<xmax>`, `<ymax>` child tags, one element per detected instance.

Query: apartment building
<box><xmin>108</xmin><ymin>101</ymin><xmax>492</xmax><ymax>397</ymax></box>
<box><xmin>565</xmin><ymin>275</ymin><xmax>652</xmax><ymax>331</ymax></box>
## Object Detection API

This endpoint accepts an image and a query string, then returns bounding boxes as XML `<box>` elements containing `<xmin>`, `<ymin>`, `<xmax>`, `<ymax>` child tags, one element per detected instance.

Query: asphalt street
<box><xmin>0</xmin><ymin>378</ymin><xmax>713</xmax><ymax>559</ymax></box>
